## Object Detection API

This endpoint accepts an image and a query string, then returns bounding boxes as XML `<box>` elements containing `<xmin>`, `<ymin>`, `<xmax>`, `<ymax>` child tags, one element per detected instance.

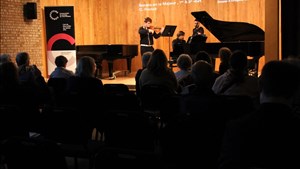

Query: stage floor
<box><xmin>101</xmin><ymin>71</ymin><xmax>136</xmax><ymax>90</ymax></box>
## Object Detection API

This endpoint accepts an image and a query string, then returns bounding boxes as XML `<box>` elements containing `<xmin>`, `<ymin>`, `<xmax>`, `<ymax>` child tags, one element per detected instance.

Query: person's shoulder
<box><xmin>64</xmin><ymin>68</ymin><xmax>74</xmax><ymax>75</ymax></box>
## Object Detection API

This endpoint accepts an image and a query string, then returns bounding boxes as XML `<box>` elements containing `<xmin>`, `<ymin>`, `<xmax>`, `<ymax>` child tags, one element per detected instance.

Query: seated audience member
<box><xmin>15</xmin><ymin>52</ymin><xmax>50</xmax><ymax>105</ymax></box>
<box><xmin>179</xmin><ymin>50</ymin><xmax>218</xmax><ymax>88</ymax></box>
<box><xmin>0</xmin><ymin>62</ymin><xmax>28</xmax><ymax>139</ymax></box>
<box><xmin>0</xmin><ymin>54</ymin><xmax>12</xmax><ymax>64</ymax></box>
<box><xmin>174</xmin><ymin>54</ymin><xmax>192</xmax><ymax>81</ymax></box>
<box><xmin>15</xmin><ymin>52</ymin><xmax>46</xmax><ymax>85</ymax></box>
<box><xmin>212</xmin><ymin>50</ymin><xmax>259</xmax><ymax>99</ymax></box>
<box><xmin>193</xmin><ymin>50</ymin><xmax>211</xmax><ymax>64</ymax></box>
<box><xmin>283</xmin><ymin>55</ymin><xmax>300</xmax><ymax>112</ymax></box>
<box><xmin>66</xmin><ymin>56</ymin><xmax>104</xmax><ymax>100</ymax></box>
<box><xmin>49</xmin><ymin>55</ymin><xmax>74</xmax><ymax>79</ymax></box>
<box><xmin>181</xmin><ymin>60</ymin><xmax>215</xmax><ymax>95</ymax></box>
<box><xmin>65</xmin><ymin>56</ymin><xmax>104</xmax><ymax>130</ymax></box>
<box><xmin>218</xmin><ymin>47</ymin><xmax>231</xmax><ymax>75</ymax></box>
<box><xmin>139</xmin><ymin>49</ymin><xmax>178</xmax><ymax>93</ymax></box>
<box><xmin>135</xmin><ymin>51</ymin><xmax>152</xmax><ymax>97</ymax></box>
<box><xmin>0</xmin><ymin>62</ymin><xmax>19</xmax><ymax>90</ymax></box>
<box><xmin>219</xmin><ymin>60</ymin><xmax>300</xmax><ymax>169</ymax></box>
<box><xmin>0</xmin><ymin>61</ymin><xmax>41</xmax><ymax>135</ymax></box>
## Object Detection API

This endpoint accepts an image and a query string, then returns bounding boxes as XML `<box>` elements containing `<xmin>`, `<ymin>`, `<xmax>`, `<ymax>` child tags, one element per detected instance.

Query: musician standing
<box><xmin>138</xmin><ymin>17</ymin><xmax>162</xmax><ymax>56</ymax></box>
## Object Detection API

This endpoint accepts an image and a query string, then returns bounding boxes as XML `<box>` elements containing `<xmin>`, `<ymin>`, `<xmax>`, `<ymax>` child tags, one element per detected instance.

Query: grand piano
<box><xmin>76</xmin><ymin>44</ymin><xmax>138</xmax><ymax>79</ymax></box>
<box><xmin>190</xmin><ymin>11</ymin><xmax>264</xmax><ymax>75</ymax></box>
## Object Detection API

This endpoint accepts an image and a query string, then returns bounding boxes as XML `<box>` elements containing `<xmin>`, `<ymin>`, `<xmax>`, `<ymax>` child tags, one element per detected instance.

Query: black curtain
<box><xmin>281</xmin><ymin>0</ymin><xmax>300</xmax><ymax>59</ymax></box>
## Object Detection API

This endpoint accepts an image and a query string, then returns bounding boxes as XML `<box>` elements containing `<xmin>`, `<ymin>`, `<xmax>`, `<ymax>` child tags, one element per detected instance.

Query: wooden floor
<box><xmin>101</xmin><ymin>70</ymin><xmax>137</xmax><ymax>91</ymax></box>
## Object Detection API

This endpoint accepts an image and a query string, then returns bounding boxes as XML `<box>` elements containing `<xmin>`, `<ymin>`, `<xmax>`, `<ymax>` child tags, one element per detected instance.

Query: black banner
<box><xmin>44</xmin><ymin>6</ymin><xmax>76</xmax><ymax>76</ymax></box>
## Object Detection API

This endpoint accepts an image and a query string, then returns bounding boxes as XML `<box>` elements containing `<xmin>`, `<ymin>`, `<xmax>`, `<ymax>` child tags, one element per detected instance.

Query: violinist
<box><xmin>138</xmin><ymin>17</ymin><xmax>162</xmax><ymax>56</ymax></box>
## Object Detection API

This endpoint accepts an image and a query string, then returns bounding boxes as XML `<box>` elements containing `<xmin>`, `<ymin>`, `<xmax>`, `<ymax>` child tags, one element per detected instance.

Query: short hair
<box><xmin>0</xmin><ymin>54</ymin><xmax>12</xmax><ymax>64</ymax></box>
<box><xmin>16</xmin><ymin>52</ymin><xmax>30</xmax><ymax>66</ymax></box>
<box><xmin>142</xmin><ymin>52</ymin><xmax>152</xmax><ymax>68</ymax></box>
<box><xmin>55</xmin><ymin>55</ymin><xmax>68</xmax><ymax>67</ymax></box>
<box><xmin>75</xmin><ymin>56</ymin><xmax>96</xmax><ymax>77</ymax></box>
<box><xmin>229</xmin><ymin>50</ymin><xmax>247</xmax><ymax>71</ymax></box>
<box><xmin>259</xmin><ymin>60</ymin><xmax>300</xmax><ymax>99</ymax></box>
<box><xmin>218</xmin><ymin>47</ymin><xmax>231</xmax><ymax>62</ymax></box>
<box><xmin>177</xmin><ymin>31</ymin><xmax>185</xmax><ymax>38</ymax></box>
<box><xmin>177</xmin><ymin>54</ymin><xmax>192</xmax><ymax>70</ymax></box>
<box><xmin>194</xmin><ymin>51</ymin><xmax>211</xmax><ymax>64</ymax></box>
<box><xmin>144</xmin><ymin>17</ymin><xmax>152</xmax><ymax>23</ymax></box>
<box><xmin>191</xmin><ymin>60</ymin><xmax>213</xmax><ymax>86</ymax></box>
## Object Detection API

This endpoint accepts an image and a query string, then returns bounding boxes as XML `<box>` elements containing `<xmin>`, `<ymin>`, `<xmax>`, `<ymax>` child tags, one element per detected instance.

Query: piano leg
<box><xmin>107</xmin><ymin>60</ymin><xmax>114</xmax><ymax>79</ymax></box>
<box><xmin>126</xmin><ymin>57</ymin><xmax>132</xmax><ymax>73</ymax></box>
<box><xmin>248</xmin><ymin>56</ymin><xmax>260</xmax><ymax>77</ymax></box>
<box><xmin>95</xmin><ymin>58</ymin><xmax>103</xmax><ymax>79</ymax></box>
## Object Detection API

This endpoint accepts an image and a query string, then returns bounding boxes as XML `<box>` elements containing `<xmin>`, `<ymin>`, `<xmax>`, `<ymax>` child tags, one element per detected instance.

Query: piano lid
<box><xmin>191</xmin><ymin>11</ymin><xmax>264</xmax><ymax>42</ymax></box>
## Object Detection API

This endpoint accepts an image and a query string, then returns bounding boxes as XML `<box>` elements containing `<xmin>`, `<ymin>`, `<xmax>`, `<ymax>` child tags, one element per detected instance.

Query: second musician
<box><xmin>138</xmin><ymin>17</ymin><xmax>162</xmax><ymax>56</ymax></box>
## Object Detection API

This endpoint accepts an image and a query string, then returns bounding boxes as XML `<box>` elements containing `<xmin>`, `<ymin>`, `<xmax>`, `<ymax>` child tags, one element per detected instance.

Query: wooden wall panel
<box><xmin>40</xmin><ymin>0</ymin><xmax>265</xmax><ymax>75</ymax></box>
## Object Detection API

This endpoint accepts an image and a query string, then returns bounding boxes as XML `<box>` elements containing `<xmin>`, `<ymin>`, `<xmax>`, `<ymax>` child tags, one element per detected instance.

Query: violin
<box><xmin>149</xmin><ymin>26</ymin><xmax>162</xmax><ymax>30</ymax></box>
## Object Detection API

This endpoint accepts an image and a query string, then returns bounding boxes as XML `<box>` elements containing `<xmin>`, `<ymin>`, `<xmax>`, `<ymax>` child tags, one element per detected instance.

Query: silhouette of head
<box><xmin>55</xmin><ymin>55</ymin><xmax>68</xmax><ymax>68</ymax></box>
<box><xmin>177</xmin><ymin>54</ymin><xmax>192</xmax><ymax>71</ymax></box>
<box><xmin>16</xmin><ymin>52</ymin><xmax>30</xmax><ymax>66</ymax></box>
<box><xmin>259</xmin><ymin>60</ymin><xmax>300</xmax><ymax>99</ymax></box>
<box><xmin>229</xmin><ymin>50</ymin><xmax>247</xmax><ymax>72</ymax></box>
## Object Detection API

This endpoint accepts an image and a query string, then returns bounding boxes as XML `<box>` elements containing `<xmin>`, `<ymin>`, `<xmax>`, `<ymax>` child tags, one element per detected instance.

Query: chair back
<box><xmin>103</xmin><ymin>83</ymin><xmax>130</xmax><ymax>96</ymax></box>
<box><xmin>140</xmin><ymin>84</ymin><xmax>175</xmax><ymax>113</ymax></box>
<box><xmin>1</xmin><ymin>136</ymin><xmax>68</xmax><ymax>169</ymax></box>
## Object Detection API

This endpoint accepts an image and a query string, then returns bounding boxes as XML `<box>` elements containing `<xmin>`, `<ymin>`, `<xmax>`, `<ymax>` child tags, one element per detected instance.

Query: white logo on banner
<box><xmin>49</xmin><ymin>10</ymin><xmax>59</xmax><ymax>20</ymax></box>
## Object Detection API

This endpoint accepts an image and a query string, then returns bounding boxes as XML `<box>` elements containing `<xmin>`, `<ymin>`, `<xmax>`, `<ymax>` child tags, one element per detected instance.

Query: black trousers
<box><xmin>140</xmin><ymin>46</ymin><xmax>154</xmax><ymax>56</ymax></box>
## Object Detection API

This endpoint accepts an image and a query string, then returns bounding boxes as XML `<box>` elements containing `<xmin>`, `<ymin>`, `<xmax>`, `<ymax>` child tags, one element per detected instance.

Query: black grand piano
<box><xmin>76</xmin><ymin>44</ymin><xmax>138</xmax><ymax>79</ymax></box>
<box><xmin>190</xmin><ymin>11</ymin><xmax>264</xmax><ymax>75</ymax></box>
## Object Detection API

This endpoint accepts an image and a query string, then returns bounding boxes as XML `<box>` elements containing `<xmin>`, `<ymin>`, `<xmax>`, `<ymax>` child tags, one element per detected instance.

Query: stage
<box><xmin>101</xmin><ymin>71</ymin><xmax>137</xmax><ymax>91</ymax></box>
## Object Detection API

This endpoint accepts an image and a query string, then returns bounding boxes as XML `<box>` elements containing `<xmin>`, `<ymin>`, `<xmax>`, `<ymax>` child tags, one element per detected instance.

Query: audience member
<box><xmin>179</xmin><ymin>50</ymin><xmax>218</xmax><ymax>88</ymax></box>
<box><xmin>212</xmin><ymin>50</ymin><xmax>259</xmax><ymax>99</ymax></box>
<box><xmin>15</xmin><ymin>52</ymin><xmax>50</xmax><ymax>105</ymax></box>
<box><xmin>174</xmin><ymin>54</ymin><xmax>192</xmax><ymax>81</ymax></box>
<box><xmin>0</xmin><ymin>61</ymin><xmax>41</xmax><ymax>134</ymax></box>
<box><xmin>65</xmin><ymin>56</ymin><xmax>104</xmax><ymax>133</ymax></box>
<box><xmin>139</xmin><ymin>49</ymin><xmax>178</xmax><ymax>93</ymax></box>
<box><xmin>283</xmin><ymin>55</ymin><xmax>300</xmax><ymax>113</ymax></box>
<box><xmin>193</xmin><ymin>50</ymin><xmax>211</xmax><ymax>64</ymax></box>
<box><xmin>218</xmin><ymin>47</ymin><xmax>231</xmax><ymax>75</ymax></box>
<box><xmin>16</xmin><ymin>52</ymin><xmax>46</xmax><ymax>85</ymax></box>
<box><xmin>135</xmin><ymin>51</ymin><xmax>152</xmax><ymax>97</ymax></box>
<box><xmin>49</xmin><ymin>55</ymin><xmax>74</xmax><ymax>79</ymax></box>
<box><xmin>0</xmin><ymin>54</ymin><xmax>12</xmax><ymax>64</ymax></box>
<box><xmin>66</xmin><ymin>56</ymin><xmax>104</xmax><ymax>99</ymax></box>
<box><xmin>0</xmin><ymin>62</ymin><xmax>19</xmax><ymax>90</ymax></box>
<box><xmin>181</xmin><ymin>60</ymin><xmax>215</xmax><ymax>95</ymax></box>
<box><xmin>219</xmin><ymin>60</ymin><xmax>300</xmax><ymax>169</ymax></box>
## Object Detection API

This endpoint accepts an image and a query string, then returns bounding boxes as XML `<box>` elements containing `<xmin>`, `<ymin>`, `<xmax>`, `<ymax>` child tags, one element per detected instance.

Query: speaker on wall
<box><xmin>24</xmin><ymin>2</ymin><xmax>37</xmax><ymax>19</ymax></box>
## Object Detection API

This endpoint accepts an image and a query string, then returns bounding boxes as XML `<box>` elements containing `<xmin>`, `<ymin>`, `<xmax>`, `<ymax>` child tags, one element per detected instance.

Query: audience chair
<box><xmin>1</xmin><ymin>136</ymin><xmax>68</xmax><ymax>169</ymax></box>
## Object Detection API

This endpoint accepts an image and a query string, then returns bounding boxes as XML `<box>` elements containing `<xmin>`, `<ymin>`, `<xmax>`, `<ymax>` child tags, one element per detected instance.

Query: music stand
<box><xmin>161</xmin><ymin>25</ymin><xmax>177</xmax><ymax>61</ymax></box>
